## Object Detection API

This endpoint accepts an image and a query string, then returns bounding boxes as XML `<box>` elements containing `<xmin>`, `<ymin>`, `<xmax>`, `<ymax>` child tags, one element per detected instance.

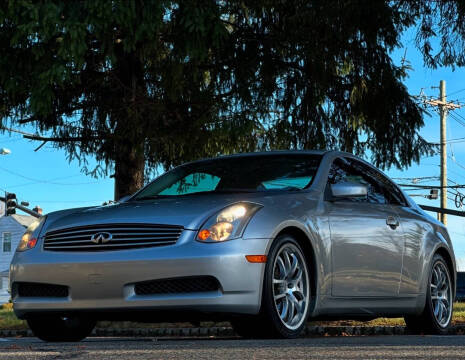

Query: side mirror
<box><xmin>330</xmin><ymin>181</ymin><xmax>368</xmax><ymax>199</ymax></box>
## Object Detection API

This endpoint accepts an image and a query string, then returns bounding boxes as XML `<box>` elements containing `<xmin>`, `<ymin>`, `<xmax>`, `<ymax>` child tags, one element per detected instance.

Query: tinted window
<box><xmin>159</xmin><ymin>173</ymin><xmax>221</xmax><ymax>195</ymax></box>
<box><xmin>328</xmin><ymin>158</ymin><xmax>387</xmax><ymax>204</ymax></box>
<box><xmin>346</xmin><ymin>158</ymin><xmax>406</xmax><ymax>206</ymax></box>
<box><xmin>133</xmin><ymin>154</ymin><xmax>321</xmax><ymax>199</ymax></box>
<box><xmin>328</xmin><ymin>158</ymin><xmax>406</xmax><ymax>205</ymax></box>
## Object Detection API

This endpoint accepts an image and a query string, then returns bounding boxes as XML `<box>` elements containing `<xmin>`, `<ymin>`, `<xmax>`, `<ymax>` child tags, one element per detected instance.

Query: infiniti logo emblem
<box><xmin>90</xmin><ymin>232</ymin><xmax>112</xmax><ymax>244</ymax></box>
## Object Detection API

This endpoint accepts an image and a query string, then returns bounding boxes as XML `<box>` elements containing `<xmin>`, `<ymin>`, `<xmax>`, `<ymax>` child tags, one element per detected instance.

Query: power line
<box><xmin>391</xmin><ymin>176</ymin><xmax>439</xmax><ymax>183</ymax></box>
<box><xmin>398</xmin><ymin>183</ymin><xmax>465</xmax><ymax>189</ymax></box>
<box><xmin>449</xmin><ymin>112</ymin><xmax>465</xmax><ymax>128</ymax></box>
<box><xmin>0</xmin><ymin>165</ymin><xmax>102</xmax><ymax>186</ymax></box>
<box><xmin>448</xmin><ymin>155</ymin><xmax>465</xmax><ymax>172</ymax></box>
<box><xmin>447</xmin><ymin>87</ymin><xmax>465</xmax><ymax>97</ymax></box>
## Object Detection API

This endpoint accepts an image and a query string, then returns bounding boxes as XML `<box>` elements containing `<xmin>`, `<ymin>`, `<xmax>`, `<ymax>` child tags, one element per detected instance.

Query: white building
<box><xmin>0</xmin><ymin>214</ymin><xmax>36</xmax><ymax>303</ymax></box>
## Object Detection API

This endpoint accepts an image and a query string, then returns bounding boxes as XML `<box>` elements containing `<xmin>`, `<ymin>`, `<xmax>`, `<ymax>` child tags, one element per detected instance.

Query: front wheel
<box><xmin>232</xmin><ymin>235</ymin><xmax>311</xmax><ymax>338</ymax></box>
<box><xmin>404</xmin><ymin>254</ymin><xmax>453</xmax><ymax>334</ymax></box>
<box><xmin>27</xmin><ymin>314</ymin><xmax>96</xmax><ymax>342</ymax></box>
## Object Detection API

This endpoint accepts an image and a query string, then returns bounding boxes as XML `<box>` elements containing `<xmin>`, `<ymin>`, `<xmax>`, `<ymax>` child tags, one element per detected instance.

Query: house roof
<box><xmin>10</xmin><ymin>214</ymin><xmax>36</xmax><ymax>228</ymax></box>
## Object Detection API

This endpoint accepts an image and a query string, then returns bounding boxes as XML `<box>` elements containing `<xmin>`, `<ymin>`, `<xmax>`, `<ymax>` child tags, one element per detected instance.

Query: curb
<box><xmin>1</xmin><ymin>325</ymin><xmax>465</xmax><ymax>338</ymax></box>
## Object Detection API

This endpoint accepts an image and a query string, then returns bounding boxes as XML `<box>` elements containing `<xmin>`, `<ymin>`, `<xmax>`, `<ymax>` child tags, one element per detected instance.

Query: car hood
<box><xmin>42</xmin><ymin>193</ymin><xmax>269</xmax><ymax>234</ymax></box>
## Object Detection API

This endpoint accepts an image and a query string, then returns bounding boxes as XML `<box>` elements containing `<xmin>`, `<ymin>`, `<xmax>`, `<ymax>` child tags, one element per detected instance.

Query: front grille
<box><xmin>43</xmin><ymin>223</ymin><xmax>183</xmax><ymax>251</ymax></box>
<box><xmin>12</xmin><ymin>282</ymin><xmax>69</xmax><ymax>298</ymax></box>
<box><xmin>134</xmin><ymin>276</ymin><xmax>221</xmax><ymax>295</ymax></box>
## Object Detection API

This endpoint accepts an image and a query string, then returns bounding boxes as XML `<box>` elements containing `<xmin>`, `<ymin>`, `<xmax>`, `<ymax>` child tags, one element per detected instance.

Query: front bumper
<box><xmin>10</xmin><ymin>231</ymin><xmax>269</xmax><ymax>318</ymax></box>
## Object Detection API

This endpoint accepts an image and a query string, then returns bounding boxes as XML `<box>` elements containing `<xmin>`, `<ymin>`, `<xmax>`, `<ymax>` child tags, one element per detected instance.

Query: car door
<box><xmin>327</xmin><ymin>157</ymin><xmax>405</xmax><ymax>297</ymax></box>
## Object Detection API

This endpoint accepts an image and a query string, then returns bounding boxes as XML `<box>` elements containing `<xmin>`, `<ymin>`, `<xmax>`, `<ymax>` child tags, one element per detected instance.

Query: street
<box><xmin>1</xmin><ymin>335</ymin><xmax>465</xmax><ymax>359</ymax></box>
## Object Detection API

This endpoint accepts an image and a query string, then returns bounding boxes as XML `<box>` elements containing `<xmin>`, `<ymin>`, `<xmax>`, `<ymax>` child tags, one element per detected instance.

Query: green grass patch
<box><xmin>0</xmin><ymin>304</ymin><xmax>27</xmax><ymax>330</ymax></box>
<box><xmin>1</xmin><ymin>302</ymin><xmax>464</xmax><ymax>330</ymax></box>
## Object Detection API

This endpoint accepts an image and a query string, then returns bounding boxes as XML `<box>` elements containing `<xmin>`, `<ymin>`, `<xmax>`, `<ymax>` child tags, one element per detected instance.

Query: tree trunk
<box><xmin>112</xmin><ymin>40</ymin><xmax>146</xmax><ymax>201</ymax></box>
<box><xmin>114</xmin><ymin>145</ymin><xmax>145</xmax><ymax>201</ymax></box>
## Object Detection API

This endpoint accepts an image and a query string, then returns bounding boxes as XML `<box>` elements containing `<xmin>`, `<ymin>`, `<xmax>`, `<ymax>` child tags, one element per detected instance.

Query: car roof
<box><xmin>183</xmin><ymin>149</ymin><xmax>332</xmax><ymax>165</ymax></box>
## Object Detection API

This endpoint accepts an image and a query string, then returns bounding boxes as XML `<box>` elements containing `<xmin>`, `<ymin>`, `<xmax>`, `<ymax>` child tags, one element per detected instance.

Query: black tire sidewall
<box><xmin>261</xmin><ymin>234</ymin><xmax>310</xmax><ymax>338</ymax></box>
<box><xmin>27</xmin><ymin>315</ymin><xmax>96</xmax><ymax>342</ymax></box>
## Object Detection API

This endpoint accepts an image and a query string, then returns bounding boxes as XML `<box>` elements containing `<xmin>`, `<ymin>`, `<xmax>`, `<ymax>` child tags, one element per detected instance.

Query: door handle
<box><xmin>386</xmin><ymin>216</ymin><xmax>399</xmax><ymax>229</ymax></box>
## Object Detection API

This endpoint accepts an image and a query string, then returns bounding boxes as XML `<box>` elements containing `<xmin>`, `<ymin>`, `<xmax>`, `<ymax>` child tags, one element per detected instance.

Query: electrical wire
<box><xmin>447</xmin><ymin>88</ymin><xmax>465</xmax><ymax>97</ymax></box>
<box><xmin>0</xmin><ymin>165</ymin><xmax>102</xmax><ymax>186</ymax></box>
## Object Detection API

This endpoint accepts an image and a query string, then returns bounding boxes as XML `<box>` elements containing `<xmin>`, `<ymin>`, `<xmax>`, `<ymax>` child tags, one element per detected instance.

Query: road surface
<box><xmin>1</xmin><ymin>335</ymin><xmax>464</xmax><ymax>359</ymax></box>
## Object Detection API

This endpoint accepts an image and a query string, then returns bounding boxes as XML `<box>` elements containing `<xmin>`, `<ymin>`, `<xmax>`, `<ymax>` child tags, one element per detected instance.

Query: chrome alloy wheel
<box><xmin>430</xmin><ymin>261</ymin><xmax>453</xmax><ymax>327</ymax></box>
<box><xmin>272</xmin><ymin>244</ymin><xmax>310</xmax><ymax>330</ymax></box>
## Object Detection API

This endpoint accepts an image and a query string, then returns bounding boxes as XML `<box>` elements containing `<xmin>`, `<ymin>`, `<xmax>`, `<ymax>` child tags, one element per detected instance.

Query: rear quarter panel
<box><xmin>396</xmin><ymin>205</ymin><xmax>456</xmax><ymax>299</ymax></box>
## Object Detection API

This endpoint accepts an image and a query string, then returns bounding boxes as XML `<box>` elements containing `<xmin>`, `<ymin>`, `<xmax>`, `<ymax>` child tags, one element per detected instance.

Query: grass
<box><xmin>2</xmin><ymin>302</ymin><xmax>465</xmax><ymax>330</ymax></box>
<box><xmin>0</xmin><ymin>303</ymin><xmax>27</xmax><ymax>330</ymax></box>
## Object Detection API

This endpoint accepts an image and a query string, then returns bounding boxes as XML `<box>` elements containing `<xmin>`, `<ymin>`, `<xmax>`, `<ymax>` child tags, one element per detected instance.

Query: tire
<box><xmin>231</xmin><ymin>234</ymin><xmax>311</xmax><ymax>338</ymax></box>
<box><xmin>27</xmin><ymin>314</ymin><xmax>96</xmax><ymax>342</ymax></box>
<box><xmin>404</xmin><ymin>254</ymin><xmax>453</xmax><ymax>335</ymax></box>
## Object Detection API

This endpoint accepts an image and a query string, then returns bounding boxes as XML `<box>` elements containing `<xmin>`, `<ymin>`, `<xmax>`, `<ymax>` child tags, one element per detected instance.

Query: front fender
<box><xmin>243</xmin><ymin>195</ymin><xmax>331</xmax><ymax>313</ymax></box>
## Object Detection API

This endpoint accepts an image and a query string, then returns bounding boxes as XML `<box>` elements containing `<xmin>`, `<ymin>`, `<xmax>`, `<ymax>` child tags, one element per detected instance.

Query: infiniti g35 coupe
<box><xmin>10</xmin><ymin>151</ymin><xmax>456</xmax><ymax>341</ymax></box>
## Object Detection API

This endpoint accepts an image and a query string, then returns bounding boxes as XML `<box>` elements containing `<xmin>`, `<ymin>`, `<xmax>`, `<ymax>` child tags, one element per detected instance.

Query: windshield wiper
<box><xmin>132</xmin><ymin>195</ymin><xmax>169</xmax><ymax>201</ymax></box>
<box><xmin>213</xmin><ymin>188</ymin><xmax>258</xmax><ymax>193</ymax></box>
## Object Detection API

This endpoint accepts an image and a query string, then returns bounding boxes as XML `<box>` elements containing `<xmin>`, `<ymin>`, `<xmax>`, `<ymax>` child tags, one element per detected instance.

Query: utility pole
<box><xmin>440</xmin><ymin>80</ymin><xmax>447</xmax><ymax>225</ymax></box>
<box><xmin>418</xmin><ymin>80</ymin><xmax>462</xmax><ymax>225</ymax></box>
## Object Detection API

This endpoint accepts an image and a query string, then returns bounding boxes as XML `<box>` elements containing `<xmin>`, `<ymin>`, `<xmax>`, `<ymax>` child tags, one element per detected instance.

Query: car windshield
<box><xmin>132</xmin><ymin>154</ymin><xmax>321</xmax><ymax>200</ymax></box>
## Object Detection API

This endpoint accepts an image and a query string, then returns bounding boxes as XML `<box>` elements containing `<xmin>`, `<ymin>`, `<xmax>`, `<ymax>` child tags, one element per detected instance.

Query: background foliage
<box><xmin>0</xmin><ymin>1</ymin><xmax>464</xmax><ymax>198</ymax></box>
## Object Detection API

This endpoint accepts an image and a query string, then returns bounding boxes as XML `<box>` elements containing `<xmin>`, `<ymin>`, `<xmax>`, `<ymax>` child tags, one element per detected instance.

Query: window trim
<box><xmin>2</xmin><ymin>232</ymin><xmax>12</xmax><ymax>253</ymax></box>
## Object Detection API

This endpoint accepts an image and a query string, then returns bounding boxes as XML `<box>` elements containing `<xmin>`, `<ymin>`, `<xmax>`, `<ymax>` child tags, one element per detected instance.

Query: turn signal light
<box><xmin>27</xmin><ymin>237</ymin><xmax>38</xmax><ymax>249</ymax></box>
<box><xmin>245</xmin><ymin>255</ymin><xmax>267</xmax><ymax>263</ymax></box>
<box><xmin>197</xmin><ymin>229</ymin><xmax>211</xmax><ymax>241</ymax></box>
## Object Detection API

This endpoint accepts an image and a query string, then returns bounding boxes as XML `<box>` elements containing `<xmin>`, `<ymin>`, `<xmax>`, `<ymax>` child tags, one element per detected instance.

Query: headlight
<box><xmin>197</xmin><ymin>203</ymin><xmax>262</xmax><ymax>242</ymax></box>
<box><xmin>16</xmin><ymin>216</ymin><xmax>46</xmax><ymax>252</ymax></box>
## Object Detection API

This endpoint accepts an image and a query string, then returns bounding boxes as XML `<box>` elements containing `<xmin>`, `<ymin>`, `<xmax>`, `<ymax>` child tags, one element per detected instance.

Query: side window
<box><xmin>2</xmin><ymin>232</ymin><xmax>12</xmax><ymax>253</ymax></box>
<box><xmin>328</xmin><ymin>158</ymin><xmax>388</xmax><ymax>204</ymax></box>
<box><xmin>347</xmin><ymin>158</ymin><xmax>406</xmax><ymax>206</ymax></box>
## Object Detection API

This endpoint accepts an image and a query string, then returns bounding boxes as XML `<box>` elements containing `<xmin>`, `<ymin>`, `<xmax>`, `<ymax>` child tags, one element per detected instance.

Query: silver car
<box><xmin>10</xmin><ymin>150</ymin><xmax>456</xmax><ymax>341</ymax></box>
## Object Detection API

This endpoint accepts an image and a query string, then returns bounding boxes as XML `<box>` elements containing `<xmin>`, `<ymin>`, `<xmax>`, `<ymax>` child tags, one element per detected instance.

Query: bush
<box><xmin>1</xmin><ymin>302</ymin><xmax>13</xmax><ymax>311</ymax></box>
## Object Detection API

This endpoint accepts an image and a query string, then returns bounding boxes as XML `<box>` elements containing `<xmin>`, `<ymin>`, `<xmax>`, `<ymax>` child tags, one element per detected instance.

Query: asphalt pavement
<box><xmin>1</xmin><ymin>335</ymin><xmax>465</xmax><ymax>359</ymax></box>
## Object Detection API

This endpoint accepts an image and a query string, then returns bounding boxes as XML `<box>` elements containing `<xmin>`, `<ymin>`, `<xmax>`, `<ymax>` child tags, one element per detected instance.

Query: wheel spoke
<box><xmin>274</xmin><ymin>293</ymin><xmax>286</xmax><ymax>301</ymax></box>
<box><xmin>432</xmin><ymin>268</ymin><xmax>439</xmax><ymax>285</ymax></box>
<box><xmin>292</xmin><ymin>268</ymin><xmax>303</xmax><ymax>283</ymax></box>
<box><xmin>287</xmin><ymin>296</ymin><xmax>295</xmax><ymax>322</ymax></box>
<box><xmin>289</xmin><ymin>254</ymin><xmax>298</xmax><ymax>278</ymax></box>
<box><xmin>289</xmin><ymin>293</ymin><xmax>302</xmax><ymax>313</ymax></box>
<box><xmin>283</xmin><ymin>251</ymin><xmax>292</xmax><ymax>277</ymax></box>
<box><xmin>441</xmin><ymin>297</ymin><xmax>449</xmax><ymax>311</ymax></box>
<box><xmin>273</xmin><ymin>278</ymin><xmax>286</xmax><ymax>285</ymax></box>
<box><xmin>438</xmin><ymin>301</ymin><xmax>445</xmax><ymax>322</ymax></box>
<box><xmin>280</xmin><ymin>297</ymin><xmax>289</xmax><ymax>319</ymax></box>
<box><xmin>276</xmin><ymin>257</ymin><xmax>287</xmax><ymax>279</ymax></box>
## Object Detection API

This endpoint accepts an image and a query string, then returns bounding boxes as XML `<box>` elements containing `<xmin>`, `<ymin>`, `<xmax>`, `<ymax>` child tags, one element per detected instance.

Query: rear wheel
<box><xmin>404</xmin><ymin>254</ymin><xmax>453</xmax><ymax>335</ymax></box>
<box><xmin>27</xmin><ymin>314</ymin><xmax>96</xmax><ymax>342</ymax></box>
<box><xmin>231</xmin><ymin>235</ymin><xmax>311</xmax><ymax>338</ymax></box>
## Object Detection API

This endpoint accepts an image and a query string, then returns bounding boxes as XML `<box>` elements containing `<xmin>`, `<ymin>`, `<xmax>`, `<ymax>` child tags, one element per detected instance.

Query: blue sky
<box><xmin>1</xmin><ymin>29</ymin><xmax>465</xmax><ymax>267</ymax></box>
